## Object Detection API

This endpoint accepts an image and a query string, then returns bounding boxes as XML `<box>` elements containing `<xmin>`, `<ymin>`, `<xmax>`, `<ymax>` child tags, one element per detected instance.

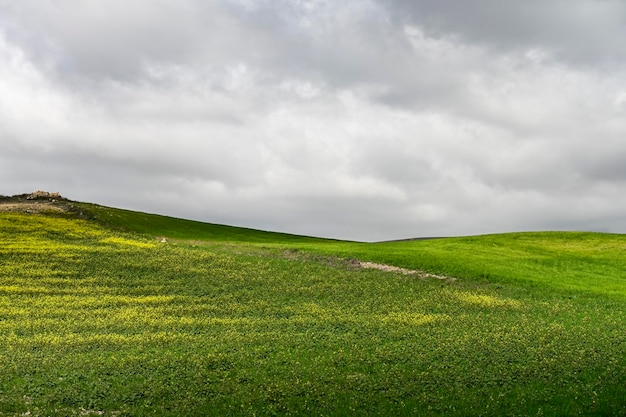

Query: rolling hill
<box><xmin>1</xmin><ymin>196</ymin><xmax>625</xmax><ymax>416</ymax></box>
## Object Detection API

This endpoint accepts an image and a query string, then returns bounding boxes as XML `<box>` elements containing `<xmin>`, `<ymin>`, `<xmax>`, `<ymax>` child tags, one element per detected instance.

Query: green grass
<box><xmin>1</xmin><ymin>207</ymin><xmax>626</xmax><ymax>416</ymax></box>
<box><xmin>74</xmin><ymin>202</ymin><xmax>329</xmax><ymax>244</ymax></box>
<box><xmin>294</xmin><ymin>232</ymin><xmax>626</xmax><ymax>299</ymax></box>
<box><xmin>75</xmin><ymin>202</ymin><xmax>626</xmax><ymax>297</ymax></box>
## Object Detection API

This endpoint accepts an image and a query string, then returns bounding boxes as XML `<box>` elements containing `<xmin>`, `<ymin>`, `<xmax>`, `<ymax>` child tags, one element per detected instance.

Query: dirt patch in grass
<box><xmin>0</xmin><ymin>192</ymin><xmax>83</xmax><ymax>217</ymax></box>
<box><xmin>0</xmin><ymin>201</ymin><xmax>69</xmax><ymax>213</ymax></box>
<box><xmin>358</xmin><ymin>261</ymin><xmax>454</xmax><ymax>280</ymax></box>
<box><xmin>282</xmin><ymin>249</ymin><xmax>455</xmax><ymax>281</ymax></box>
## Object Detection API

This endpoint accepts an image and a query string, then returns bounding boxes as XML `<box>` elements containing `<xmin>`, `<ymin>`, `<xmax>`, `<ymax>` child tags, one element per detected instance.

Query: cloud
<box><xmin>380</xmin><ymin>0</ymin><xmax>626</xmax><ymax>66</ymax></box>
<box><xmin>1</xmin><ymin>0</ymin><xmax>626</xmax><ymax>240</ymax></box>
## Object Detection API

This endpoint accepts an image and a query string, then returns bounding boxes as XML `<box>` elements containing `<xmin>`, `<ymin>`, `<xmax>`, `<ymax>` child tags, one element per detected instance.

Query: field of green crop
<box><xmin>1</xmin><ymin>207</ymin><xmax>626</xmax><ymax>416</ymax></box>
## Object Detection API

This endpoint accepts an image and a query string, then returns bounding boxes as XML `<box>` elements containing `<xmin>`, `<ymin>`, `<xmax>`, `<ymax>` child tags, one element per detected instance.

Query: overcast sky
<box><xmin>2</xmin><ymin>1</ymin><xmax>626</xmax><ymax>241</ymax></box>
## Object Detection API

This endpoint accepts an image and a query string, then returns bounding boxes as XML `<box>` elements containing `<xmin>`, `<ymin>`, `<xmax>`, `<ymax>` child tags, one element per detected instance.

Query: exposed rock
<box><xmin>0</xmin><ymin>191</ymin><xmax>72</xmax><ymax>214</ymax></box>
<box><xmin>27</xmin><ymin>190</ymin><xmax>62</xmax><ymax>200</ymax></box>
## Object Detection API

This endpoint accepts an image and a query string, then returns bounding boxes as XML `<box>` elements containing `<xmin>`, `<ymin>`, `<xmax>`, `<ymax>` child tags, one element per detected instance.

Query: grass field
<box><xmin>1</xmin><ymin>204</ymin><xmax>626</xmax><ymax>416</ymax></box>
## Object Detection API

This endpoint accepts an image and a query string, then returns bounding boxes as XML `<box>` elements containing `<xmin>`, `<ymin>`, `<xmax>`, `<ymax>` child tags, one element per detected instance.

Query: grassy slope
<box><xmin>78</xmin><ymin>202</ymin><xmax>626</xmax><ymax>298</ymax></box>
<box><xmin>1</xmin><ymin>206</ymin><xmax>626</xmax><ymax>416</ymax></box>
<box><xmin>74</xmin><ymin>203</ymin><xmax>329</xmax><ymax>244</ymax></box>
<box><xmin>300</xmin><ymin>232</ymin><xmax>626</xmax><ymax>299</ymax></box>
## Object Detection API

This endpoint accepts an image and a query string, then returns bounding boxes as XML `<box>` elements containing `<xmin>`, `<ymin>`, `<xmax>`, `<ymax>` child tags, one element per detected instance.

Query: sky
<box><xmin>1</xmin><ymin>0</ymin><xmax>626</xmax><ymax>241</ymax></box>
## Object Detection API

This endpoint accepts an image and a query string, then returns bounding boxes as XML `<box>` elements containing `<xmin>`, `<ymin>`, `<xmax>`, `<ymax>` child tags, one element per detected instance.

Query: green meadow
<box><xmin>1</xmin><ymin>203</ymin><xmax>626</xmax><ymax>416</ymax></box>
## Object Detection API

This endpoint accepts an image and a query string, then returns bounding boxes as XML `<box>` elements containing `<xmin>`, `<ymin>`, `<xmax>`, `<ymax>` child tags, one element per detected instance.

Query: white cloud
<box><xmin>1</xmin><ymin>1</ymin><xmax>626</xmax><ymax>240</ymax></box>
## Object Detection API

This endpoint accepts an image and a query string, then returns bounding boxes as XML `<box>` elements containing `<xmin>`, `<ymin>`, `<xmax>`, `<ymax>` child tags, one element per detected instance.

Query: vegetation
<box><xmin>1</xmin><ymin>204</ymin><xmax>626</xmax><ymax>416</ymax></box>
<box><xmin>73</xmin><ymin>202</ymin><xmax>329</xmax><ymax>244</ymax></box>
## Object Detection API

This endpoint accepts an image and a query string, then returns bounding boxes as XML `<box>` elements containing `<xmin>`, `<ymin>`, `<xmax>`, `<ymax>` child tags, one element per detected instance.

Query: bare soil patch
<box><xmin>0</xmin><ymin>202</ymin><xmax>68</xmax><ymax>214</ymax></box>
<box><xmin>358</xmin><ymin>261</ymin><xmax>454</xmax><ymax>280</ymax></box>
<box><xmin>0</xmin><ymin>191</ymin><xmax>75</xmax><ymax>215</ymax></box>
<box><xmin>282</xmin><ymin>249</ymin><xmax>455</xmax><ymax>281</ymax></box>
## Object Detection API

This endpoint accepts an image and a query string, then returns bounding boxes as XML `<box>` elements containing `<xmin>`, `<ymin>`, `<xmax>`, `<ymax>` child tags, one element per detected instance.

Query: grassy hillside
<box><xmin>76</xmin><ymin>202</ymin><xmax>626</xmax><ymax>298</ymax></box>
<box><xmin>73</xmin><ymin>202</ymin><xmax>330</xmax><ymax>244</ymax></box>
<box><xmin>1</xmin><ymin>205</ymin><xmax>626</xmax><ymax>416</ymax></box>
<box><xmin>299</xmin><ymin>232</ymin><xmax>626</xmax><ymax>299</ymax></box>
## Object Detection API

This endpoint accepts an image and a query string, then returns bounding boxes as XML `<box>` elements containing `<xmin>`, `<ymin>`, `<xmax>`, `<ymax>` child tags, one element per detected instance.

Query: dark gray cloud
<box><xmin>380</xmin><ymin>0</ymin><xmax>626</xmax><ymax>66</ymax></box>
<box><xmin>1</xmin><ymin>0</ymin><xmax>626</xmax><ymax>240</ymax></box>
